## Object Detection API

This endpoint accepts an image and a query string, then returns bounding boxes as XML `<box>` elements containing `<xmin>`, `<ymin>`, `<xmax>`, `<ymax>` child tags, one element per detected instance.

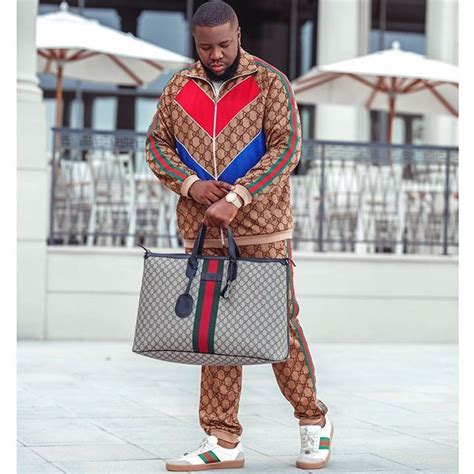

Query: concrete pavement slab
<box><xmin>17</xmin><ymin>341</ymin><xmax>457</xmax><ymax>473</ymax></box>
<box><xmin>18</xmin><ymin>418</ymin><xmax>128</xmax><ymax>447</ymax></box>
<box><xmin>30</xmin><ymin>444</ymin><xmax>157</xmax><ymax>462</ymax></box>
<box><xmin>276</xmin><ymin>453</ymin><xmax>416</xmax><ymax>471</ymax></box>
<box><xmin>17</xmin><ymin>447</ymin><xmax>65</xmax><ymax>473</ymax></box>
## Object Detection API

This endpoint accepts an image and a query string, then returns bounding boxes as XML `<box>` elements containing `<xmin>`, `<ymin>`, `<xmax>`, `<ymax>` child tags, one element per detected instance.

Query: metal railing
<box><xmin>47</xmin><ymin>128</ymin><xmax>458</xmax><ymax>255</ymax></box>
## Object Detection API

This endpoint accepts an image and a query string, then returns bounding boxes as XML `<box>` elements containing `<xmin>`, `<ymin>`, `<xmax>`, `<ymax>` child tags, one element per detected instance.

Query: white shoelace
<box><xmin>301</xmin><ymin>428</ymin><xmax>321</xmax><ymax>455</ymax></box>
<box><xmin>184</xmin><ymin>437</ymin><xmax>216</xmax><ymax>456</ymax></box>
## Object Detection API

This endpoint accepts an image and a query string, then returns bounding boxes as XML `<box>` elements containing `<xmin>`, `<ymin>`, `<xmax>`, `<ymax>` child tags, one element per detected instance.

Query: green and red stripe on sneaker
<box><xmin>198</xmin><ymin>450</ymin><xmax>221</xmax><ymax>464</ymax></box>
<box><xmin>319</xmin><ymin>437</ymin><xmax>331</xmax><ymax>450</ymax></box>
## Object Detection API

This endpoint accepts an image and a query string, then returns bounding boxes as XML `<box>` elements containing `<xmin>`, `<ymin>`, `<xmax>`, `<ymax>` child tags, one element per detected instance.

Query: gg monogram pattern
<box><xmin>197</xmin><ymin>240</ymin><xmax>328</xmax><ymax>442</ymax></box>
<box><xmin>132</xmin><ymin>250</ymin><xmax>290</xmax><ymax>365</ymax></box>
<box><xmin>146</xmin><ymin>48</ymin><xmax>301</xmax><ymax>248</ymax></box>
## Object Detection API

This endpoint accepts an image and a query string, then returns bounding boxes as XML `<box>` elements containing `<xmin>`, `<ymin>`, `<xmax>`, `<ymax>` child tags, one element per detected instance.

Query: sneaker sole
<box><xmin>296</xmin><ymin>424</ymin><xmax>334</xmax><ymax>470</ymax></box>
<box><xmin>166</xmin><ymin>459</ymin><xmax>245</xmax><ymax>471</ymax></box>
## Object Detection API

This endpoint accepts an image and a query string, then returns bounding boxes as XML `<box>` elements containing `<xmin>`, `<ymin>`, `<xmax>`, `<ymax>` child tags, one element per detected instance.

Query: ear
<box><xmin>237</xmin><ymin>27</ymin><xmax>241</xmax><ymax>45</ymax></box>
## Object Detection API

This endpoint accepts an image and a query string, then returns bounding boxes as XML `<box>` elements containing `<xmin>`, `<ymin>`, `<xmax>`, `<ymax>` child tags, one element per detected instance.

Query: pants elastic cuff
<box><xmin>209</xmin><ymin>428</ymin><xmax>241</xmax><ymax>443</ymax></box>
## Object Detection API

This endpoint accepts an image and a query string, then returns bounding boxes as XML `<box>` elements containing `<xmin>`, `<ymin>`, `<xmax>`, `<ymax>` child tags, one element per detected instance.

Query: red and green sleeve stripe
<box><xmin>146</xmin><ymin>99</ymin><xmax>190</xmax><ymax>183</ymax></box>
<box><xmin>246</xmin><ymin>59</ymin><xmax>300</xmax><ymax>196</ymax></box>
<box><xmin>193</xmin><ymin>259</ymin><xmax>224</xmax><ymax>354</ymax></box>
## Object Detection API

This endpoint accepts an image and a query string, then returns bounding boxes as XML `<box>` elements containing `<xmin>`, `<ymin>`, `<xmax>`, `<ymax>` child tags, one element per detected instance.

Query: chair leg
<box><xmin>87</xmin><ymin>203</ymin><xmax>97</xmax><ymax>246</ymax></box>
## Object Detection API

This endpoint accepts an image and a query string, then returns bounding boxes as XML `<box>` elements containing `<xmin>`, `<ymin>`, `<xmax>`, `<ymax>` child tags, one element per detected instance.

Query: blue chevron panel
<box><xmin>175</xmin><ymin>139</ymin><xmax>215</xmax><ymax>181</ymax></box>
<box><xmin>218</xmin><ymin>130</ymin><xmax>266</xmax><ymax>184</ymax></box>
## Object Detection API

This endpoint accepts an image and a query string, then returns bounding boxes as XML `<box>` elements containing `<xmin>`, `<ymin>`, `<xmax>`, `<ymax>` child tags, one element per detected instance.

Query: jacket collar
<box><xmin>181</xmin><ymin>47</ymin><xmax>258</xmax><ymax>82</ymax></box>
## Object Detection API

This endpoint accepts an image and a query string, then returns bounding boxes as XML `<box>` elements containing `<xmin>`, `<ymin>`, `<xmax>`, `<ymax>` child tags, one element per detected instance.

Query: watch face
<box><xmin>226</xmin><ymin>192</ymin><xmax>237</xmax><ymax>202</ymax></box>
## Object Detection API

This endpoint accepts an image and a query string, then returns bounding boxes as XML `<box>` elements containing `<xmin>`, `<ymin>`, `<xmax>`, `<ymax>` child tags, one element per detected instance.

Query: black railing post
<box><xmin>442</xmin><ymin>149</ymin><xmax>451</xmax><ymax>256</ymax></box>
<box><xmin>317</xmin><ymin>143</ymin><xmax>326</xmax><ymax>252</ymax></box>
<box><xmin>47</xmin><ymin>128</ymin><xmax>58</xmax><ymax>245</ymax></box>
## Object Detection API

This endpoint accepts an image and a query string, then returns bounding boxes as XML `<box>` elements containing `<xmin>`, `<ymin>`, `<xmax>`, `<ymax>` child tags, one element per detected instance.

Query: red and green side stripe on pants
<box><xmin>285</xmin><ymin>241</ymin><xmax>317</xmax><ymax>393</ymax></box>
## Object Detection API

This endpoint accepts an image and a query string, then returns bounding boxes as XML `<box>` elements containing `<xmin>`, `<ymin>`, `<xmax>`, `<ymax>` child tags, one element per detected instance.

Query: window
<box><xmin>92</xmin><ymin>98</ymin><xmax>117</xmax><ymax>131</ymax></box>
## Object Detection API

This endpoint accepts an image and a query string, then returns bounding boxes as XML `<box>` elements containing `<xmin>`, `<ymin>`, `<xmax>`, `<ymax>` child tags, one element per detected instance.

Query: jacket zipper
<box><xmin>212</xmin><ymin>83</ymin><xmax>224</xmax><ymax>246</ymax></box>
<box><xmin>183</xmin><ymin>71</ymin><xmax>257</xmax><ymax>182</ymax></box>
<box><xmin>183</xmin><ymin>71</ymin><xmax>257</xmax><ymax>247</ymax></box>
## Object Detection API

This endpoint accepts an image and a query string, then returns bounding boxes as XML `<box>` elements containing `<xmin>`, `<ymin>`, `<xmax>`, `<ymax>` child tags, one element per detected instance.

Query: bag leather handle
<box><xmin>186</xmin><ymin>224</ymin><xmax>239</xmax><ymax>297</ymax></box>
<box><xmin>188</xmin><ymin>225</ymin><xmax>239</xmax><ymax>265</ymax></box>
<box><xmin>176</xmin><ymin>225</ymin><xmax>240</xmax><ymax>317</ymax></box>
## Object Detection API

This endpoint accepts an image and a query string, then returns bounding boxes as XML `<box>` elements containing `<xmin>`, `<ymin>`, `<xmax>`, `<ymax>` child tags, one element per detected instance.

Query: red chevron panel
<box><xmin>175</xmin><ymin>80</ymin><xmax>215</xmax><ymax>136</ymax></box>
<box><xmin>174</xmin><ymin>76</ymin><xmax>260</xmax><ymax>138</ymax></box>
<box><xmin>216</xmin><ymin>76</ymin><xmax>260</xmax><ymax>135</ymax></box>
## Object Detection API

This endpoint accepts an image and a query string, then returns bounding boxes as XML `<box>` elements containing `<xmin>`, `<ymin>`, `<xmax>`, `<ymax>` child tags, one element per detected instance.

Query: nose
<box><xmin>210</xmin><ymin>48</ymin><xmax>223</xmax><ymax>62</ymax></box>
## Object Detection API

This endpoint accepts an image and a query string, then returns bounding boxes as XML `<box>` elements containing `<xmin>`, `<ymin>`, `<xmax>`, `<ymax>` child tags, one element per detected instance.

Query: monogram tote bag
<box><xmin>132</xmin><ymin>224</ymin><xmax>291</xmax><ymax>365</ymax></box>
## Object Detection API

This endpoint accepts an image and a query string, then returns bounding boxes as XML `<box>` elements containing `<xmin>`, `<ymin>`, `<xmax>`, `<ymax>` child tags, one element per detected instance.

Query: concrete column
<box><xmin>315</xmin><ymin>0</ymin><xmax>371</xmax><ymax>141</ymax></box>
<box><xmin>424</xmin><ymin>0</ymin><xmax>458</xmax><ymax>146</ymax></box>
<box><xmin>17</xmin><ymin>0</ymin><xmax>48</xmax><ymax>338</ymax></box>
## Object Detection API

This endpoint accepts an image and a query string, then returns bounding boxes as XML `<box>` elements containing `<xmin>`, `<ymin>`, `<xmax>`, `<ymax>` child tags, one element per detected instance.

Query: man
<box><xmin>146</xmin><ymin>1</ymin><xmax>332</xmax><ymax>470</ymax></box>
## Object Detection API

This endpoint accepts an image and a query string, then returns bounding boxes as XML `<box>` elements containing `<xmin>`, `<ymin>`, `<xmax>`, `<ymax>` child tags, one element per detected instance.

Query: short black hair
<box><xmin>191</xmin><ymin>1</ymin><xmax>239</xmax><ymax>33</ymax></box>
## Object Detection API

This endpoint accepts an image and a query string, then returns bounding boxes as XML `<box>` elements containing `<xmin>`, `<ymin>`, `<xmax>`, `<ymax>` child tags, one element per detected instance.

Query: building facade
<box><xmin>38</xmin><ymin>0</ymin><xmax>458</xmax><ymax>146</ymax></box>
<box><xmin>17</xmin><ymin>0</ymin><xmax>458</xmax><ymax>340</ymax></box>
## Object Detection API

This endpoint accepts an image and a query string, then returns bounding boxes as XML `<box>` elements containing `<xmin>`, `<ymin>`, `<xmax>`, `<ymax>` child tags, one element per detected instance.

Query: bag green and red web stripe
<box><xmin>193</xmin><ymin>259</ymin><xmax>224</xmax><ymax>353</ymax></box>
<box><xmin>198</xmin><ymin>450</ymin><xmax>221</xmax><ymax>463</ymax></box>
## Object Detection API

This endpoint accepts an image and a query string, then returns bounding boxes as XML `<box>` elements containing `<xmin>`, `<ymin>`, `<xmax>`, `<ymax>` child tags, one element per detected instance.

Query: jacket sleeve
<box><xmin>145</xmin><ymin>79</ymin><xmax>200</xmax><ymax>197</ymax></box>
<box><xmin>232</xmin><ymin>71</ymin><xmax>302</xmax><ymax>207</ymax></box>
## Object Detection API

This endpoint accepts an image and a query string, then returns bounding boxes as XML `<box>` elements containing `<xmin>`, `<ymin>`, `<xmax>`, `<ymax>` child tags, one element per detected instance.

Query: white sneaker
<box><xmin>296</xmin><ymin>417</ymin><xmax>334</xmax><ymax>470</ymax></box>
<box><xmin>165</xmin><ymin>435</ymin><xmax>245</xmax><ymax>471</ymax></box>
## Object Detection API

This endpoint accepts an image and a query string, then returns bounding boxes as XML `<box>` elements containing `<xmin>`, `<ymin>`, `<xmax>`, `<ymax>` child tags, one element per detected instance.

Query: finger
<box><xmin>216</xmin><ymin>181</ymin><xmax>234</xmax><ymax>191</ymax></box>
<box><xmin>210</xmin><ymin>190</ymin><xmax>226</xmax><ymax>200</ymax></box>
<box><xmin>211</xmin><ymin>182</ymin><xmax>226</xmax><ymax>192</ymax></box>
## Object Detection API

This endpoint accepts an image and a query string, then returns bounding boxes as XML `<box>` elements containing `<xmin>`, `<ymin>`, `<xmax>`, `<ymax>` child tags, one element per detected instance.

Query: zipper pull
<box><xmin>285</xmin><ymin>258</ymin><xmax>296</xmax><ymax>267</ymax></box>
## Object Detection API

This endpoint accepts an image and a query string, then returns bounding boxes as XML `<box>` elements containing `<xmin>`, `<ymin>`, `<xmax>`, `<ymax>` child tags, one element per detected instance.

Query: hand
<box><xmin>189</xmin><ymin>180</ymin><xmax>234</xmax><ymax>207</ymax></box>
<box><xmin>203</xmin><ymin>199</ymin><xmax>239</xmax><ymax>229</ymax></box>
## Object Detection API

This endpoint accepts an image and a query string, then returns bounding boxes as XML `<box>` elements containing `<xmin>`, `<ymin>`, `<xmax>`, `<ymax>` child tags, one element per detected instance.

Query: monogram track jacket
<box><xmin>146</xmin><ymin>48</ymin><xmax>302</xmax><ymax>249</ymax></box>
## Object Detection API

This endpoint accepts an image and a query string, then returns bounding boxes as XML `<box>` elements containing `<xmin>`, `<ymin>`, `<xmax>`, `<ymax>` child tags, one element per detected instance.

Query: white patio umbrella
<box><xmin>292</xmin><ymin>41</ymin><xmax>458</xmax><ymax>142</ymax></box>
<box><xmin>36</xmin><ymin>1</ymin><xmax>193</xmax><ymax>127</ymax></box>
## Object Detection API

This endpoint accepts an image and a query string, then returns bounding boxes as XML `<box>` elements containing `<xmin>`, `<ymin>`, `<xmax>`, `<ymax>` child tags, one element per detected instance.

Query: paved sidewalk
<box><xmin>18</xmin><ymin>341</ymin><xmax>457</xmax><ymax>473</ymax></box>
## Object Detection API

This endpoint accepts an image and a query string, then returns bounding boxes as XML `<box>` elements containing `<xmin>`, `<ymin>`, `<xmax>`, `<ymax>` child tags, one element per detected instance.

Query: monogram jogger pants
<box><xmin>185</xmin><ymin>239</ymin><xmax>328</xmax><ymax>444</ymax></box>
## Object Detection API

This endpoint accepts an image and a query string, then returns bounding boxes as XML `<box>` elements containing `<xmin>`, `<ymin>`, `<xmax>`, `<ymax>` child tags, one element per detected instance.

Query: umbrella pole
<box><xmin>55</xmin><ymin>63</ymin><xmax>64</xmax><ymax>128</ymax></box>
<box><xmin>386</xmin><ymin>92</ymin><xmax>396</xmax><ymax>166</ymax></box>
<box><xmin>387</xmin><ymin>94</ymin><xmax>395</xmax><ymax>144</ymax></box>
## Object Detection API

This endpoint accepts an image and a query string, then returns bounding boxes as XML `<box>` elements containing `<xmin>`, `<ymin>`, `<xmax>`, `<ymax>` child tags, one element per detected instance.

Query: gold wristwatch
<box><xmin>225</xmin><ymin>191</ymin><xmax>243</xmax><ymax>209</ymax></box>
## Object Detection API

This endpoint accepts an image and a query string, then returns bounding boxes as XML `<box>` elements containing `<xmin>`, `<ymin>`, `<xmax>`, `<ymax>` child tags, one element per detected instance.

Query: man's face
<box><xmin>193</xmin><ymin>22</ymin><xmax>241</xmax><ymax>77</ymax></box>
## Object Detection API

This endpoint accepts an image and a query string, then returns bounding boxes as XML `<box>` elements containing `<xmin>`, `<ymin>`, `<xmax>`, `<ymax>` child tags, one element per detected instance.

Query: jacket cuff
<box><xmin>233</xmin><ymin>184</ymin><xmax>253</xmax><ymax>207</ymax></box>
<box><xmin>181</xmin><ymin>175</ymin><xmax>200</xmax><ymax>198</ymax></box>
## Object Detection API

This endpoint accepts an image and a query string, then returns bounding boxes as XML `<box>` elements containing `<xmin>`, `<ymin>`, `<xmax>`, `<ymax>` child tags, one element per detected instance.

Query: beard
<box><xmin>201</xmin><ymin>49</ymin><xmax>241</xmax><ymax>82</ymax></box>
